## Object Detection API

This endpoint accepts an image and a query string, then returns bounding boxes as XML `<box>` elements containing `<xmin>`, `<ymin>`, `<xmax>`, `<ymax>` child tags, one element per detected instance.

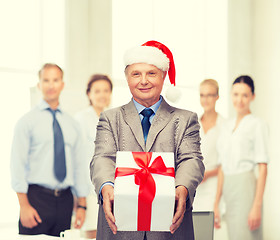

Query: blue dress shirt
<box><xmin>132</xmin><ymin>96</ymin><xmax>163</xmax><ymax>124</ymax></box>
<box><xmin>99</xmin><ymin>96</ymin><xmax>163</xmax><ymax>198</ymax></box>
<box><xmin>10</xmin><ymin>100</ymin><xmax>89</xmax><ymax>197</ymax></box>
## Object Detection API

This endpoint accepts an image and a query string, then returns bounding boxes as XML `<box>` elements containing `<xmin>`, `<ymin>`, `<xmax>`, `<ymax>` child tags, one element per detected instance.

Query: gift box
<box><xmin>114</xmin><ymin>151</ymin><xmax>175</xmax><ymax>231</ymax></box>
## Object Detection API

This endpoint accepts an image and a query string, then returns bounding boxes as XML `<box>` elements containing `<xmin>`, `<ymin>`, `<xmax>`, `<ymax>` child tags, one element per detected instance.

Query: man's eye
<box><xmin>132</xmin><ymin>72</ymin><xmax>140</xmax><ymax>76</ymax></box>
<box><xmin>149</xmin><ymin>72</ymin><xmax>156</xmax><ymax>75</ymax></box>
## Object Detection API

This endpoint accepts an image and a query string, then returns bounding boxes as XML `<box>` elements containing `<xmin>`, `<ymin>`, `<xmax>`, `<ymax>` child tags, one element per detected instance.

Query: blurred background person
<box><xmin>193</xmin><ymin>79</ymin><xmax>224</xmax><ymax>212</ymax></box>
<box><xmin>75</xmin><ymin>74</ymin><xmax>113</xmax><ymax>239</ymax></box>
<box><xmin>214</xmin><ymin>75</ymin><xmax>269</xmax><ymax>240</ymax></box>
<box><xmin>10</xmin><ymin>63</ymin><xmax>89</xmax><ymax>237</ymax></box>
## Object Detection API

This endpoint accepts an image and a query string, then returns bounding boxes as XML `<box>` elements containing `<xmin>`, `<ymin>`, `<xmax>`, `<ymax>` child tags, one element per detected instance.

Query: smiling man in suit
<box><xmin>90</xmin><ymin>40</ymin><xmax>205</xmax><ymax>240</ymax></box>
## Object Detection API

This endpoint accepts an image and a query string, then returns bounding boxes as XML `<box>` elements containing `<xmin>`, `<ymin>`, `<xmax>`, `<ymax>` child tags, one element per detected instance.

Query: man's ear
<box><xmin>216</xmin><ymin>95</ymin><xmax>219</xmax><ymax>101</ymax></box>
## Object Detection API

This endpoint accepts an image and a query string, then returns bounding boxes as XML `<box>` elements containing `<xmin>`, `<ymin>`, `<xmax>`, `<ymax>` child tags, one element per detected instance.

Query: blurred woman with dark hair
<box><xmin>214</xmin><ymin>75</ymin><xmax>269</xmax><ymax>240</ymax></box>
<box><xmin>75</xmin><ymin>74</ymin><xmax>113</xmax><ymax>239</ymax></box>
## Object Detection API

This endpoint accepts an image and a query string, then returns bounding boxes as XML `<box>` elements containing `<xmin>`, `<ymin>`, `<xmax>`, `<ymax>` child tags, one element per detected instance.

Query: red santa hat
<box><xmin>124</xmin><ymin>40</ymin><xmax>176</xmax><ymax>85</ymax></box>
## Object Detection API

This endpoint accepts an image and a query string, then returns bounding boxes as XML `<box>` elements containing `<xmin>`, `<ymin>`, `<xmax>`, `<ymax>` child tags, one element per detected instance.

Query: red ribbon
<box><xmin>115</xmin><ymin>152</ymin><xmax>175</xmax><ymax>231</ymax></box>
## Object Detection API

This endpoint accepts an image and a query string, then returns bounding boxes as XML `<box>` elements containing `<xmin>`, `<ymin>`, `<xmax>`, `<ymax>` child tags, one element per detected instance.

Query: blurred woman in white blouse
<box><xmin>193</xmin><ymin>79</ymin><xmax>224</xmax><ymax>211</ymax></box>
<box><xmin>75</xmin><ymin>74</ymin><xmax>113</xmax><ymax>239</ymax></box>
<box><xmin>214</xmin><ymin>75</ymin><xmax>269</xmax><ymax>240</ymax></box>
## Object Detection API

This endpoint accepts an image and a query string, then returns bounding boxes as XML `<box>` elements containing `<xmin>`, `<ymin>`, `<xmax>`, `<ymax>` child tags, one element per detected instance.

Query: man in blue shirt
<box><xmin>10</xmin><ymin>63</ymin><xmax>89</xmax><ymax>236</ymax></box>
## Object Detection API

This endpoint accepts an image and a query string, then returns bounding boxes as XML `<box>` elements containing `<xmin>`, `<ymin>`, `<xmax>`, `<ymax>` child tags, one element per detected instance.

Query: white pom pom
<box><xmin>165</xmin><ymin>86</ymin><xmax>181</xmax><ymax>103</ymax></box>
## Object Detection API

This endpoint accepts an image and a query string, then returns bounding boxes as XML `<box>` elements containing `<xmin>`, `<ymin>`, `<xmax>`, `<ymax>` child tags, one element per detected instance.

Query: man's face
<box><xmin>125</xmin><ymin>63</ymin><xmax>166</xmax><ymax>107</ymax></box>
<box><xmin>38</xmin><ymin>67</ymin><xmax>64</xmax><ymax>103</ymax></box>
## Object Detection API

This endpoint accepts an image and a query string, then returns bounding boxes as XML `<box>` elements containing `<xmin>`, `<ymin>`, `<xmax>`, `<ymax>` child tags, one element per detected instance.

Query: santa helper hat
<box><xmin>123</xmin><ymin>40</ymin><xmax>176</xmax><ymax>86</ymax></box>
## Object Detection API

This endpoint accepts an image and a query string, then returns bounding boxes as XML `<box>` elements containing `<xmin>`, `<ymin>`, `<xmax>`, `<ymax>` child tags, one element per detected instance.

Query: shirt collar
<box><xmin>133</xmin><ymin>96</ymin><xmax>163</xmax><ymax>115</ymax></box>
<box><xmin>38</xmin><ymin>99</ymin><xmax>62</xmax><ymax>113</ymax></box>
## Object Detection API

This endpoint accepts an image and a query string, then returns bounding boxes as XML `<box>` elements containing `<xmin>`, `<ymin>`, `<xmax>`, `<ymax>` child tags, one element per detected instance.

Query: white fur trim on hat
<box><xmin>123</xmin><ymin>46</ymin><xmax>170</xmax><ymax>71</ymax></box>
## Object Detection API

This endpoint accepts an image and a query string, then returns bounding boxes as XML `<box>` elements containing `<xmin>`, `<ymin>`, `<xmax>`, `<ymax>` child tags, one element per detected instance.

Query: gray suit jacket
<box><xmin>90</xmin><ymin>98</ymin><xmax>205</xmax><ymax>240</ymax></box>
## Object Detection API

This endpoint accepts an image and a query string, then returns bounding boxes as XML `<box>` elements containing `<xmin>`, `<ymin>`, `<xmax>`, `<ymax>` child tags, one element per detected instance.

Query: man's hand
<box><xmin>102</xmin><ymin>185</ymin><xmax>117</xmax><ymax>234</ymax></box>
<box><xmin>20</xmin><ymin>204</ymin><xmax>42</xmax><ymax>228</ymax></box>
<box><xmin>170</xmin><ymin>185</ymin><xmax>188</xmax><ymax>234</ymax></box>
<box><xmin>17</xmin><ymin>193</ymin><xmax>42</xmax><ymax>229</ymax></box>
<box><xmin>74</xmin><ymin>208</ymin><xmax>86</xmax><ymax>229</ymax></box>
<box><xmin>73</xmin><ymin>197</ymin><xmax>87</xmax><ymax>229</ymax></box>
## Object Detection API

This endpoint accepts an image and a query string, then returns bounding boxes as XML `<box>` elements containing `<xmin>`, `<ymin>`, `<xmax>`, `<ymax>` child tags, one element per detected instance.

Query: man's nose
<box><xmin>140</xmin><ymin>74</ymin><xmax>148</xmax><ymax>84</ymax></box>
<box><xmin>48</xmin><ymin>81</ymin><xmax>55</xmax><ymax>88</ymax></box>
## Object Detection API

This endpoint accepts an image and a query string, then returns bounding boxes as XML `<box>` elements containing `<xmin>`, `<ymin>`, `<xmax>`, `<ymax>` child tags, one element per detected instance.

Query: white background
<box><xmin>0</xmin><ymin>0</ymin><xmax>279</xmax><ymax>239</ymax></box>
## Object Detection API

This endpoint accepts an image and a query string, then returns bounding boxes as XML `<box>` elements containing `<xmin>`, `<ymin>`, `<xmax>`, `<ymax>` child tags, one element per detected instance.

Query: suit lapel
<box><xmin>146</xmin><ymin>99</ymin><xmax>174</xmax><ymax>152</ymax></box>
<box><xmin>121</xmin><ymin>100</ymin><xmax>146</xmax><ymax>151</ymax></box>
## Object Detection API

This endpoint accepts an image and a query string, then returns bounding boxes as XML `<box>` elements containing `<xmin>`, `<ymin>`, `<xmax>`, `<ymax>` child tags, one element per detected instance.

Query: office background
<box><xmin>0</xmin><ymin>0</ymin><xmax>279</xmax><ymax>239</ymax></box>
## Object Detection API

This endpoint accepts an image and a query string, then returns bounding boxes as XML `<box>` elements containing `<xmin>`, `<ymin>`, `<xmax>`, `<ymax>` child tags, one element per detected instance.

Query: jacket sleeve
<box><xmin>175</xmin><ymin>112</ymin><xmax>205</xmax><ymax>207</ymax></box>
<box><xmin>90</xmin><ymin>111</ymin><xmax>118</xmax><ymax>201</ymax></box>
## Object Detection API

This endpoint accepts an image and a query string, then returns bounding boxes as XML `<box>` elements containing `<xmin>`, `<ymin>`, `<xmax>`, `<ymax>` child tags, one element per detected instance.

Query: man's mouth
<box><xmin>139</xmin><ymin>87</ymin><xmax>152</xmax><ymax>92</ymax></box>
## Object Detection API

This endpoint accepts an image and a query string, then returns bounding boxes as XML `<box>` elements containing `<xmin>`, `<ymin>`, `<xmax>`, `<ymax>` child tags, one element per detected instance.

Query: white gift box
<box><xmin>114</xmin><ymin>151</ymin><xmax>175</xmax><ymax>231</ymax></box>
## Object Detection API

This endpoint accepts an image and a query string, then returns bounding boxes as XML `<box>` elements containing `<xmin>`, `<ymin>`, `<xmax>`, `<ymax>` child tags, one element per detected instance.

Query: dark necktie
<box><xmin>48</xmin><ymin>108</ymin><xmax>66</xmax><ymax>182</ymax></box>
<box><xmin>140</xmin><ymin>108</ymin><xmax>154</xmax><ymax>142</ymax></box>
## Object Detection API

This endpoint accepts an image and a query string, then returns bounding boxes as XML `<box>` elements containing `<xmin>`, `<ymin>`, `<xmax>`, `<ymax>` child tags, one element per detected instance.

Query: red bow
<box><xmin>115</xmin><ymin>152</ymin><xmax>175</xmax><ymax>231</ymax></box>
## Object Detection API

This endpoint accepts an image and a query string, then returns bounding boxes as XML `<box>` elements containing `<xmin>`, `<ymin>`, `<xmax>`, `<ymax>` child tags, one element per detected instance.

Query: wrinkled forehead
<box><xmin>125</xmin><ymin>63</ymin><xmax>164</xmax><ymax>73</ymax></box>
